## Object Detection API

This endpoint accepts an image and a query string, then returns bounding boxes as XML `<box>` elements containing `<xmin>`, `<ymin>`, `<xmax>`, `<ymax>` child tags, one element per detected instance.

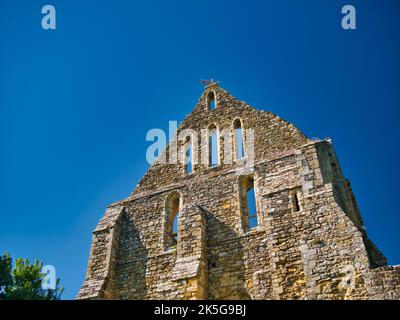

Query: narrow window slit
<box><xmin>172</xmin><ymin>212</ymin><xmax>179</xmax><ymax>245</ymax></box>
<box><xmin>291</xmin><ymin>189</ymin><xmax>301</xmax><ymax>212</ymax></box>
<box><xmin>233</xmin><ymin>119</ymin><xmax>245</xmax><ymax>160</ymax></box>
<box><xmin>239</xmin><ymin>175</ymin><xmax>258</xmax><ymax>231</ymax></box>
<box><xmin>184</xmin><ymin>137</ymin><xmax>192</xmax><ymax>174</ymax></box>
<box><xmin>207</xmin><ymin>92</ymin><xmax>216</xmax><ymax>110</ymax></box>
<box><xmin>208</xmin><ymin>125</ymin><xmax>218</xmax><ymax>167</ymax></box>
<box><xmin>165</xmin><ymin>192</ymin><xmax>181</xmax><ymax>250</ymax></box>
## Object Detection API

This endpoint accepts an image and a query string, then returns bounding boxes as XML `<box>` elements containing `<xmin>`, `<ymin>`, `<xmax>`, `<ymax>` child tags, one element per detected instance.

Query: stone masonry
<box><xmin>78</xmin><ymin>84</ymin><xmax>400</xmax><ymax>300</ymax></box>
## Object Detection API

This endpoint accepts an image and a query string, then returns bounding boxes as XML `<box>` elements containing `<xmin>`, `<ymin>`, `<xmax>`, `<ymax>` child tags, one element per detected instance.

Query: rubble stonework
<box><xmin>77</xmin><ymin>84</ymin><xmax>400</xmax><ymax>300</ymax></box>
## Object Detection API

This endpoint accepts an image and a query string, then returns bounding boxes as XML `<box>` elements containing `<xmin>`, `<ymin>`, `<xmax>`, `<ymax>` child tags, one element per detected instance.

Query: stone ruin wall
<box><xmin>78</xmin><ymin>85</ymin><xmax>400</xmax><ymax>300</ymax></box>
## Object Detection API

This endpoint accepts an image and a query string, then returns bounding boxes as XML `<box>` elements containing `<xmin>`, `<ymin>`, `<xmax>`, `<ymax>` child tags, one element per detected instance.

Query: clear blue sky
<box><xmin>1</xmin><ymin>0</ymin><xmax>399</xmax><ymax>299</ymax></box>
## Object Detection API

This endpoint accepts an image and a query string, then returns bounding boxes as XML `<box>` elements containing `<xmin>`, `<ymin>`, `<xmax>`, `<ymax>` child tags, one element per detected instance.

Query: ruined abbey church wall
<box><xmin>78</xmin><ymin>84</ymin><xmax>400</xmax><ymax>300</ymax></box>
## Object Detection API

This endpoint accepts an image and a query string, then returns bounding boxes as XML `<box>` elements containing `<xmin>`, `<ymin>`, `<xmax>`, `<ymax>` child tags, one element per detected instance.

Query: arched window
<box><xmin>208</xmin><ymin>124</ymin><xmax>218</xmax><ymax>167</ymax></box>
<box><xmin>165</xmin><ymin>192</ymin><xmax>180</xmax><ymax>250</ymax></box>
<box><xmin>239</xmin><ymin>175</ymin><xmax>258</xmax><ymax>231</ymax></box>
<box><xmin>184</xmin><ymin>137</ymin><xmax>193</xmax><ymax>174</ymax></box>
<box><xmin>233</xmin><ymin>119</ymin><xmax>245</xmax><ymax>160</ymax></box>
<box><xmin>207</xmin><ymin>91</ymin><xmax>216</xmax><ymax>110</ymax></box>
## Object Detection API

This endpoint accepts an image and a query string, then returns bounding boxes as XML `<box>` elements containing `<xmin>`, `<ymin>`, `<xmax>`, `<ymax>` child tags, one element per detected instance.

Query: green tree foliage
<box><xmin>0</xmin><ymin>252</ymin><xmax>64</xmax><ymax>300</ymax></box>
